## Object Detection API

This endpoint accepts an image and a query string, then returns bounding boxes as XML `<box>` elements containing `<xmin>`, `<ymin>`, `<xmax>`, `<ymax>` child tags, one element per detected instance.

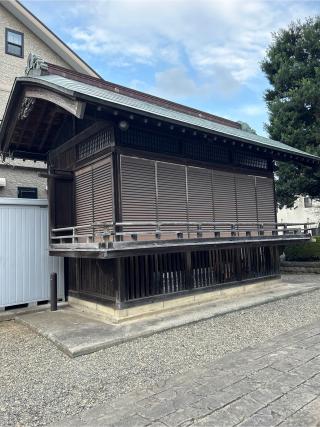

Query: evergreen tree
<box><xmin>261</xmin><ymin>17</ymin><xmax>320</xmax><ymax>208</ymax></box>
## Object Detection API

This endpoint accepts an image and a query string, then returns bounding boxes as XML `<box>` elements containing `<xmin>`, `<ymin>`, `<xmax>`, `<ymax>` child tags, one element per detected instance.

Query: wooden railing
<box><xmin>50</xmin><ymin>221</ymin><xmax>315</xmax><ymax>246</ymax></box>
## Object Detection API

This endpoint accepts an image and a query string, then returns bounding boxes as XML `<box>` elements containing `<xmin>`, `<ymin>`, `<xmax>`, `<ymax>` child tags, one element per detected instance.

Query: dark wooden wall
<box><xmin>121</xmin><ymin>245</ymin><xmax>280</xmax><ymax>305</ymax></box>
<box><xmin>66</xmin><ymin>244</ymin><xmax>280</xmax><ymax>307</ymax></box>
<box><xmin>120</xmin><ymin>154</ymin><xmax>276</xmax><ymax>228</ymax></box>
<box><xmin>47</xmin><ymin>120</ymin><xmax>276</xmax><ymax>232</ymax></box>
<box><xmin>67</xmin><ymin>258</ymin><xmax>116</xmax><ymax>303</ymax></box>
<box><xmin>74</xmin><ymin>156</ymin><xmax>113</xmax><ymax>229</ymax></box>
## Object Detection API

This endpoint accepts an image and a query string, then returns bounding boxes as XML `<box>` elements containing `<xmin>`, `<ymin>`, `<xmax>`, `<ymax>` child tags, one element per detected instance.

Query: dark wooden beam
<box><xmin>26</xmin><ymin>101</ymin><xmax>49</xmax><ymax>150</ymax></box>
<box><xmin>38</xmin><ymin>107</ymin><xmax>59</xmax><ymax>152</ymax></box>
<box><xmin>49</xmin><ymin>121</ymin><xmax>111</xmax><ymax>158</ymax></box>
<box><xmin>2</xmin><ymin>93</ymin><xmax>24</xmax><ymax>153</ymax></box>
<box><xmin>38</xmin><ymin>172</ymin><xmax>73</xmax><ymax>180</ymax></box>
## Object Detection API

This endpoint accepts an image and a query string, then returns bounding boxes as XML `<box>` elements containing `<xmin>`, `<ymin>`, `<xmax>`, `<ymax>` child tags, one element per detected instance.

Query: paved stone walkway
<box><xmin>55</xmin><ymin>319</ymin><xmax>320</xmax><ymax>427</ymax></box>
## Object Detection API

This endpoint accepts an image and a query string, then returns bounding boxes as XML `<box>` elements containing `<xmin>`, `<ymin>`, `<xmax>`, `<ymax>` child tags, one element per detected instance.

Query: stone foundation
<box><xmin>69</xmin><ymin>278</ymin><xmax>282</xmax><ymax>323</ymax></box>
<box><xmin>281</xmin><ymin>261</ymin><xmax>320</xmax><ymax>274</ymax></box>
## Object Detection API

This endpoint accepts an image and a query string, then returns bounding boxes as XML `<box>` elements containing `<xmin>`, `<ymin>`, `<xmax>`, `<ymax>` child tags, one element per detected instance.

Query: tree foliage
<box><xmin>237</xmin><ymin>121</ymin><xmax>257</xmax><ymax>134</ymax></box>
<box><xmin>261</xmin><ymin>17</ymin><xmax>320</xmax><ymax>208</ymax></box>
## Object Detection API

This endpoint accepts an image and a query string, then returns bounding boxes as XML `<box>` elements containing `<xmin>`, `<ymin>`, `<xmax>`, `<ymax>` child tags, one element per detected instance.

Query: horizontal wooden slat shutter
<box><xmin>121</xmin><ymin>156</ymin><xmax>157</xmax><ymax>228</ymax></box>
<box><xmin>256</xmin><ymin>176</ymin><xmax>276</xmax><ymax>224</ymax></box>
<box><xmin>187</xmin><ymin>166</ymin><xmax>214</xmax><ymax>232</ymax></box>
<box><xmin>212</xmin><ymin>172</ymin><xmax>237</xmax><ymax>225</ymax></box>
<box><xmin>93</xmin><ymin>158</ymin><xmax>113</xmax><ymax>226</ymax></box>
<box><xmin>235</xmin><ymin>175</ymin><xmax>257</xmax><ymax>223</ymax></box>
<box><xmin>157</xmin><ymin>161</ymin><xmax>188</xmax><ymax>230</ymax></box>
<box><xmin>75</xmin><ymin>167</ymin><xmax>93</xmax><ymax>231</ymax></box>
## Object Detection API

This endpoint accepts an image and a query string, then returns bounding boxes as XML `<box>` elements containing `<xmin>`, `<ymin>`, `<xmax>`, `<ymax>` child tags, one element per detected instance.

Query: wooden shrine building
<box><xmin>1</xmin><ymin>56</ymin><xmax>319</xmax><ymax>310</ymax></box>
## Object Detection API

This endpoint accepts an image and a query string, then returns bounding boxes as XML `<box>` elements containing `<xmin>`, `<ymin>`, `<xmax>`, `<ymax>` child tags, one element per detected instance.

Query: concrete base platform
<box><xmin>15</xmin><ymin>276</ymin><xmax>320</xmax><ymax>358</ymax></box>
<box><xmin>69</xmin><ymin>278</ymin><xmax>281</xmax><ymax>323</ymax></box>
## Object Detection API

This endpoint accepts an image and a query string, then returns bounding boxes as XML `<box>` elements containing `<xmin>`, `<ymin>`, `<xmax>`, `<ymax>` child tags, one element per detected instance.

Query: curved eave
<box><xmin>0</xmin><ymin>77</ymin><xmax>75</xmax><ymax>153</ymax></box>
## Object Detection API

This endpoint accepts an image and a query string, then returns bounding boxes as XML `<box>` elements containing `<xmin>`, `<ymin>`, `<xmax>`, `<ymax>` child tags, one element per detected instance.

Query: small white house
<box><xmin>278</xmin><ymin>195</ymin><xmax>320</xmax><ymax>228</ymax></box>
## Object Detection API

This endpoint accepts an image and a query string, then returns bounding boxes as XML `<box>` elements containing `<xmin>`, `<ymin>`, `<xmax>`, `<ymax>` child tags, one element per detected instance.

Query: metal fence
<box><xmin>0</xmin><ymin>198</ymin><xmax>64</xmax><ymax>309</ymax></box>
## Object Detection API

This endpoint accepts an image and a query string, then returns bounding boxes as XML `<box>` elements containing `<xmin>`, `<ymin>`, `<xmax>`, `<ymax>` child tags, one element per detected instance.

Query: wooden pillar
<box><xmin>115</xmin><ymin>258</ymin><xmax>126</xmax><ymax>308</ymax></box>
<box><xmin>185</xmin><ymin>251</ymin><xmax>193</xmax><ymax>290</ymax></box>
<box><xmin>112</xmin><ymin>150</ymin><xmax>122</xmax><ymax>241</ymax></box>
<box><xmin>47</xmin><ymin>166</ymin><xmax>55</xmax><ymax>243</ymax></box>
<box><xmin>235</xmin><ymin>248</ymin><xmax>242</xmax><ymax>282</ymax></box>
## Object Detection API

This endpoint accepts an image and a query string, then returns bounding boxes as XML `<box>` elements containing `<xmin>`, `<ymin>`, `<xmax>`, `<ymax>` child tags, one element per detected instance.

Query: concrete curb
<box><xmin>0</xmin><ymin>302</ymin><xmax>68</xmax><ymax>323</ymax></box>
<box><xmin>15</xmin><ymin>315</ymin><xmax>75</xmax><ymax>358</ymax></box>
<box><xmin>15</xmin><ymin>284</ymin><xmax>320</xmax><ymax>358</ymax></box>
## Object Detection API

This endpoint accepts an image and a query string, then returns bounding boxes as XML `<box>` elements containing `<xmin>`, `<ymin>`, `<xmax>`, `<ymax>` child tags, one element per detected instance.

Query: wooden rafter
<box><xmin>26</xmin><ymin>101</ymin><xmax>49</xmax><ymax>150</ymax></box>
<box><xmin>38</xmin><ymin>107</ymin><xmax>59</xmax><ymax>151</ymax></box>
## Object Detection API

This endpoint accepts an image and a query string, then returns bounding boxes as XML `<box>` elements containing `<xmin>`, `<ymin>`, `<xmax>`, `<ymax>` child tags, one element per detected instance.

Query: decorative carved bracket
<box><xmin>18</xmin><ymin>97</ymin><xmax>35</xmax><ymax>120</ymax></box>
<box><xmin>25</xmin><ymin>53</ymin><xmax>48</xmax><ymax>76</ymax></box>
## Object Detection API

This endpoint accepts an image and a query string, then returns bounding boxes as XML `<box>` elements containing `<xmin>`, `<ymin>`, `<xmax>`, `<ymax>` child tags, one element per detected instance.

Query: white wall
<box><xmin>277</xmin><ymin>196</ymin><xmax>320</xmax><ymax>226</ymax></box>
<box><xmin>0</xmin><ymin>198</ymin><xmax>64</xmax><ymax>308</ymax></box>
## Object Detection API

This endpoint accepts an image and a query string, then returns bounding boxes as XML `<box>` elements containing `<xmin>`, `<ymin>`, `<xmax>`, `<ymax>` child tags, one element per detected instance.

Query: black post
<box><xmin>115</xmin><ymin>258</ymin><xmax>125</xmax><ymax>309</ymax></box>
<box><xmin>50</xmin><ymin>272</ymin><xmax>58</xmax><ymax>311</ymax></box>
<box><xmin>185</xmin><ymin>251</ymin><xmax>193</xmax><ymax>290</ymax></box>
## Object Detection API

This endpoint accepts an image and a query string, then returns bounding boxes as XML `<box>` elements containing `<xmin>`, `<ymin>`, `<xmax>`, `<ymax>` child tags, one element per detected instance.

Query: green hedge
<box><xmin>284</xmin><ymin>236</ymin><xmax>320</xmax><ymax>261</ymax></box>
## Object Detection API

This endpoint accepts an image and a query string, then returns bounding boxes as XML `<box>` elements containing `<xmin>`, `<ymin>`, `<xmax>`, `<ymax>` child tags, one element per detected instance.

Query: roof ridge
<box><xmin>45</xmin><ymin>63</ymin><xmax>241</xmax><ymax>130</ymax></box>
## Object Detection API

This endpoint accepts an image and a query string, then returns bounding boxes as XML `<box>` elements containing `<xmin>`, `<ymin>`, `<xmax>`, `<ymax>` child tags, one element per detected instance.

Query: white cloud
<box><xmin>33</xmin><ymin>0</ymin><xmax>319</xmax><ymax>99</ymax></box>
<box><xmin>152</xmin><ymin>67</ymin><xmax>199</xmax><ymax>98</ymax></box>
<box><xmin>238</xmin><ymin>104</ymin><xmax>267</xmax><ymax>117</ymax></box>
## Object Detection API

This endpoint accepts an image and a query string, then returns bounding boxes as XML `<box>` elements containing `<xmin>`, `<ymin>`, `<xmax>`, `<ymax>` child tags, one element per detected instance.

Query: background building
<box><xmin>0</xmin><ymin>0</ymin><xmax>99</xmax><ymax>198</ymax></box>
<box><xmin>278</xmin><ymin>196</ymin><xmax>320</xmax><ymax>230</ymax></box>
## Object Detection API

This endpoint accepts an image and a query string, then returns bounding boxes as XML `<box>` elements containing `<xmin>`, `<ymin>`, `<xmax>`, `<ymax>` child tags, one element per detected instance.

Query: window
<box><xmin>5</xmin><ymin>28</ymin><xmax>24</xmax><ymax>58</ymax></box>
<box><xmin>304</xmin><ymin>197</ymin><xmax>313</xmax><ymax>208</ymax></box>
<box><xmin>17</xmin><ymin>187</ymin><xmax>38</xmax><ymax>199</ymax></box>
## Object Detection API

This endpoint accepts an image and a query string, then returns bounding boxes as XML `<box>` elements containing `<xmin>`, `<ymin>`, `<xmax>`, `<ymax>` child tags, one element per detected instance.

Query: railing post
<box><xmin>50</xmin><ymin>272</ymin><xmax>57</xmax><ymax>311</ymax></box>
<box><xmin>304</xmin><ymin>224</ymin><xmax>309</xmax><ymax>235</ymax></box>
<box><xmin>272</xmin><ymin>223</ymin><xmax>278</xmax><ymax>236</ymax></box>
<box><xmin>197</xmin><ymin>224</ymin><xmax>203</xmax><ymax>239</ymax></box>
<box><xmin>283</xmin><ymin>224</ymin><xmax>288</xmax><ymax>235</ymax></box>
<box><xmin>259</xmin><ymin>224</ymin><xmax>264</xmax><ymax>236</ymax></box>
<box><xmin>231</xmin><ymin>224</ymin><xmax>236</xmax><ymax>237</ymax></box>
<box><xmin>155</xmin><ymin>222</ymin><xmax>161</xmax><ymax>239</ymax></box>
<box><xmin>102</xmin><ymin>229</ymin><xmax>111</xmax><ymax>246</ymax></box>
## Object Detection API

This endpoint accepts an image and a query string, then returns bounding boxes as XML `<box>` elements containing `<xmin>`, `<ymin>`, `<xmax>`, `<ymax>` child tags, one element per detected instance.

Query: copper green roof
<box><xmin>3</xmin><ymin>73</ymin><xmax>320</xmax><ymax>163</ymax></box>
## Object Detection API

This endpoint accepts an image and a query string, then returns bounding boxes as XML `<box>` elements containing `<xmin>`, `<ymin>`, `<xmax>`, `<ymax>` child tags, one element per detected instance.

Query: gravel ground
<box><xmin>1</xmin><ymin>275</ymin><xmax>320</xmax><ymax>426</ymax></box>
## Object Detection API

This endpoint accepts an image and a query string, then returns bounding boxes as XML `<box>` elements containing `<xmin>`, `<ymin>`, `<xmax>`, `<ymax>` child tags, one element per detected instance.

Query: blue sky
<box><xmin>23</xmin><ymin>0</ymin><xmax>320</xmax><ymax>135</ymax></box>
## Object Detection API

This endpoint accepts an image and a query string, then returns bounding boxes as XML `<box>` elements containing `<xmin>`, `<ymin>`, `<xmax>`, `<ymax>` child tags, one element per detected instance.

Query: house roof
<box><xmin>1</xmin><ymin>0</ymin><xmax>100</xmax><ymax>78</ymax></box>
<box><xmin>12</xmin><ymin>73</ymin><xmax>320</xmax><ymax>163</ymax></box>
